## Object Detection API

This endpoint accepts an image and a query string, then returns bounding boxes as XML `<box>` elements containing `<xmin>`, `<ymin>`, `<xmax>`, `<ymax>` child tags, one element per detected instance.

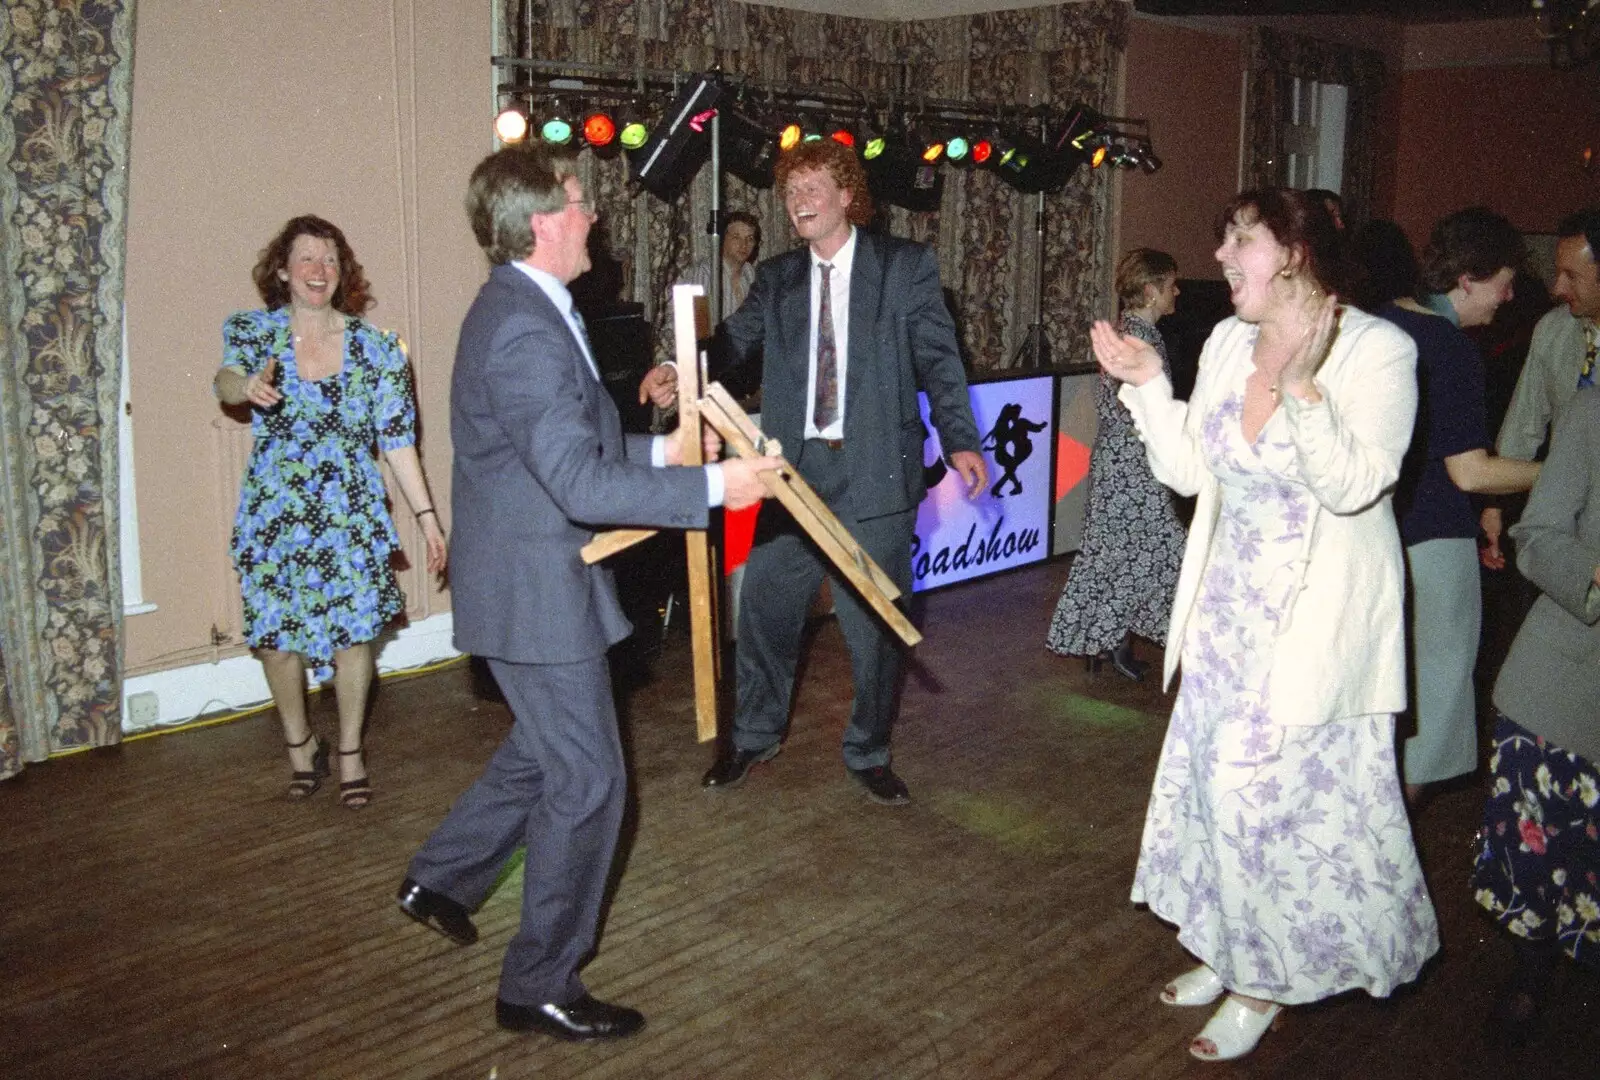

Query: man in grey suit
<box><xmin>697</xmin><ymin>140</ymin><xmax>987</xmax><ymax>805</ymax></box>
<box><xmin>1480</xmin><ymin>207</ymin><xmax>1600</xmax><ymax>567</ymax></box>
<box><xmin>395</xmin><ymin>146</ymin><xmax>777</xmax><ymax>1041</ymax></box>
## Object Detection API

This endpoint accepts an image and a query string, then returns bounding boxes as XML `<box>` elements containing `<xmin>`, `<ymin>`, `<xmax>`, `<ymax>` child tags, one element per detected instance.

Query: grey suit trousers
<box><xmin>406</xmin><ymin>655</ymin><xmax>624</xmax><ymax>1005</ymax></box>
<box><xmin>733</xmin><ymin>438</ymin><xmax>914</xmax><ymax>770</ymax></box>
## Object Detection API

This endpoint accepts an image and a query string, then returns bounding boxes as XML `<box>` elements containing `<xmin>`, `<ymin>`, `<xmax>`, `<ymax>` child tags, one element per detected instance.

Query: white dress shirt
<box><xmin>806</xmin><ymin>227</ymin><xmax>856</xmax><ymax>440</ymax></box>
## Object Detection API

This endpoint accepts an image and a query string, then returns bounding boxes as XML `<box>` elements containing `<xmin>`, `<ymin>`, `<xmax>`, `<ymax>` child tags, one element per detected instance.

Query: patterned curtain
<box><xmin>0</xmin><ymin>0</ymin><xmax>136</xmax><ymax>780</ymax></box>
<box><xmin>500</xmin><ymin>0</ymin><xmax>1126</xmax><ymax>371</ymax></box>
<box><xmin>1241</xmin><ymin>26</ymin><xmax>1386</xmax><ymax>228</ymax></box>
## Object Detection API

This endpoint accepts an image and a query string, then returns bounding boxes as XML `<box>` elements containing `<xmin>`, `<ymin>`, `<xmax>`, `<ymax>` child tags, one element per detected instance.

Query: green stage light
<box><xmin>619</xmin><ymin>120</ymin><xmax>649</xmax><ymax>150</ymax></box>
<box><xmin>541</xmin><ymin>117</ymin><xmax>573</xmax><ymax>145</ymax></box>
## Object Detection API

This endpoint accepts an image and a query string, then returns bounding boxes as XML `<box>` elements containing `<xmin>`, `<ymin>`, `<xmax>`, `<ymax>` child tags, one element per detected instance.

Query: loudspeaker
<box><xmin>582</xmin><ymin>304</ymin><xmax>654</xmax><ymax>433</ymax></box>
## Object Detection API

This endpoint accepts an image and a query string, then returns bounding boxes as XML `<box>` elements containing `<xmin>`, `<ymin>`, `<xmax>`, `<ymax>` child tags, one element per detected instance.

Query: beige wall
<box><xmin>1119</xmin><ymin>17</ymin><xmax>1244</xmax><ymax>279</ymax></box>
<box><xmin>123</xmin><ymin>1</ymin><xmax>488</xmax><ymax>675</ymax></box>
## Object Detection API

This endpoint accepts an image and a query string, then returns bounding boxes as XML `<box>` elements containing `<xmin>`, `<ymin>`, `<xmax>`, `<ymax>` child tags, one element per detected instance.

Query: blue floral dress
<box><xmin>224</xmin><ymin>309</ymin><xmax>413</xmax><ymax>678</ymax></box>
<box><xmin>1130</xmin><ymin>385</ymin><xmax>1440</xmax><ymax>1004</ymax></box>
<box><xmin>1472</xmin><ymin>713</ymin><xmax>1600</xmax><ymax>966</ymax></box>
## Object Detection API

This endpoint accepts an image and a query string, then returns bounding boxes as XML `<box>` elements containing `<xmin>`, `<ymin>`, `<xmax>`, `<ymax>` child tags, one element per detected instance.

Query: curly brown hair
<box><xmin>774</xmin><ymin>139</ymin><xmax>874</xmax><ymax>227</ymax></box>
<box><xmin>251</xmin><ymin>215</ymin><xmax>373</xmax><ymax>314</ymax></box>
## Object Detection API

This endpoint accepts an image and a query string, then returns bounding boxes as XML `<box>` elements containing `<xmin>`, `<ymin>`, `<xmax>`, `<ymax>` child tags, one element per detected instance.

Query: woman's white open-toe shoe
<box><xmin>1189</xmin><ymin>996</ymin><xmax>1282</xmax><ymax>1062</ymax></box>
<box><xmin>1160</xmin><ymin>964</ymin><xmax>1225</xmax><ymax>1007</ymax></box>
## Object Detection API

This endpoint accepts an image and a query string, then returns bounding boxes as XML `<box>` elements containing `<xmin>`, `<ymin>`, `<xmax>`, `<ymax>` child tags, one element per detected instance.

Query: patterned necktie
<box><xmin>812</xmin><ymin>262</ymin><xmax>838</xmax><ymax>429</ymax></box>
<box><xmin>1581</xmin><ymin>325</ymin><xmax>1596</xmax><ymax>390</ymax></box>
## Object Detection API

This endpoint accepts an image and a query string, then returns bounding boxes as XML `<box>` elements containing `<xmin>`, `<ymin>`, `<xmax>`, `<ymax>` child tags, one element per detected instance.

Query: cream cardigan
<box><xmin>1119</xmin><ymin>307</ymin><xmax>1419</xmax><ymax>726</ymax></box>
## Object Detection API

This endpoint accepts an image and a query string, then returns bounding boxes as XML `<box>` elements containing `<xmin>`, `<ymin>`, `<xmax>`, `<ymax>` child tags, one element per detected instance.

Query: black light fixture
<box><xmin>863</xmin><ymin>125</ymin><xmax>945</xmax><ymax>212</ymax></box>
<box><xmin>722</xmin><ymin>107</ymin><xmax>780</xmax><ymax>189</ymax></box>
<box><xmin>628</xmin><ymin>73</ymin><xmax>725</xmax><ymax>200</ymax></box>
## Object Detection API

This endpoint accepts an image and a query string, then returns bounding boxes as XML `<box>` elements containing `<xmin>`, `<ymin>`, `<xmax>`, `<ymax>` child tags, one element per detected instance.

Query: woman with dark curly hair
<box><xmin>214</xmin><ymin>215</ymin><xmax>446</xmax><ymax>809</ymax></box>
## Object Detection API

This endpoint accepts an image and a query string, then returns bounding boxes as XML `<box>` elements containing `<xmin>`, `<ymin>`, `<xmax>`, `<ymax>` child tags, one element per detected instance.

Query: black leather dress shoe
<box><xmin>849</xmin><ymin>764</ymin><xmax>911</xmax><ymax>806</ymax></box>
<box><xmin>396</xmin><ymin>878</ymin><xmax>478</xmax><ymax>946</ymax></box>
<box><xmin>496</xmin><ymin>994</ymin><xmax>646</xmax><ymax>1041</ymax></box>
<box><xmin>701</xmin><ymin>743</ymin><xmax>781</xmax><ymax>789</ymax></box>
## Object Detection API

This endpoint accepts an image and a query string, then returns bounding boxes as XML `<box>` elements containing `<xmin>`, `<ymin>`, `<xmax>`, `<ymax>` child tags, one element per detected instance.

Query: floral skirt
<box><xmin>1471</xmin><ymin>712</ymin><xmax>1600</xmax><ymax>967</ymax></box>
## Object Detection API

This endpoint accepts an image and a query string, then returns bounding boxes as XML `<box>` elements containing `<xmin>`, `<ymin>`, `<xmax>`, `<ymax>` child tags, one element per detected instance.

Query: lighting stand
<box><xmin>707</xmin><ymin>111</ymin><xmax>724</xmax><ymax>326</ymax></box>
<box><xmin>1008</xmin><ymin>191</ymin><xmax>1050</xmax><ymax>369</ymax></box>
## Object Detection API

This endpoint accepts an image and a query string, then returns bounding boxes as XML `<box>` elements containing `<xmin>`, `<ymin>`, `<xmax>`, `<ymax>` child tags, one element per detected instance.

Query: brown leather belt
<box><xmin>809</xmin><ymin>438</ymin><xmax>845</xmax><ymax>450</ymax></box>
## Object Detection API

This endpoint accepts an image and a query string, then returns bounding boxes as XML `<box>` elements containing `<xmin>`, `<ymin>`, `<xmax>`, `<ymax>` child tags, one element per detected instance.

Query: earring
<box><xmin>1278</xmin><ymin>269</ymin><xmax>1293</xmax><ymax>279</ymax></box>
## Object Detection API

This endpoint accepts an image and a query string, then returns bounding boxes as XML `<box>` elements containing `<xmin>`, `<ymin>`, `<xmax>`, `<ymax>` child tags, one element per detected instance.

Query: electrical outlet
<box><xmin>126</xmin><ymin>691</ymin><xmax>160</xmax><ymax>727</ymax></box>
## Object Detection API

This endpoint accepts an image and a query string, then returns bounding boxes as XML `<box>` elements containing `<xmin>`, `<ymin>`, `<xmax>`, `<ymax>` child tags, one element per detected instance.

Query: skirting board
<box><xmin>120</xmin><ymin>613</ymin><xmax>460</xmax><ymax>734</ymax></box>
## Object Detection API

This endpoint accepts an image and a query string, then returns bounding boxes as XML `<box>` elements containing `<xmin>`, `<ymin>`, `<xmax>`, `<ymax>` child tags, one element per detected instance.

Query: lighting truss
<box><xmin>492</xmin><ymin>57</ymin><xmax>1158</xmax><ymax>202</ymax></box>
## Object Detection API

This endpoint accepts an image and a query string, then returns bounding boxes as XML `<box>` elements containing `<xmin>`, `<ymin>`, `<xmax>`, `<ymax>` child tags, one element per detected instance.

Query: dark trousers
<box><xmin>732</xmin><ymin>438</ymin><xmax>914</xmax><ymax>770</ymax></box>
<box><xmin>406</xmin><ymin>655</ymin><xmax>625</xmax><ymax>1005</ymax></box>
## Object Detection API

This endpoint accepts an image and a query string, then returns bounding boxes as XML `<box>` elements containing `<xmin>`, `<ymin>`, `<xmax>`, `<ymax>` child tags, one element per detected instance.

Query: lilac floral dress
<box><xmin>1130</xmin><ymin>383</ymin><xmax>1440</xmax><ymax>1004</ymax></box>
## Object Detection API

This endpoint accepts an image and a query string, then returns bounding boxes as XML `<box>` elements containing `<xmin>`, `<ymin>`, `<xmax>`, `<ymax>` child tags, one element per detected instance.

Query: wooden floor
<box><xmin>2</xmin><ymin>560</ymin><xmax>1596</xmax><ymax>1079</ymax></box>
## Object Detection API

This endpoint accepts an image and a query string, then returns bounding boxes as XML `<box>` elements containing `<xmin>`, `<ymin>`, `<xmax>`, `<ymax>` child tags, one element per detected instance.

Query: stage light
<box><xmin>993</xmin><ymin>130</ymin><xmax>1080</xmax><ymax>194</ymax></box>
<box><xmin>1090</xmin><ymin>142</ymin><xmax>1108</xmax><ymax>168</ymax></box>
<box><xmin>779</xmin><ymin>122</ymin><xmax>803</xmax><ymax>151</ymax></box>
<box><xmin>582</xmin><ymin>111</ymin><xmax>617</xmax><ymax>148</ymax></box>
<box><xmin>723</xmin><ymin>108</ymin><xmax>780</xmax><ymax>189</ymax></box>
<box><xmin>542</xmin><ymin>115</ymin><xmax>574</xmax><ymax>145</ymax></box>
<box><xmin>971</xmin><ymin>139</ymin><xmax>993</xmax><ymax>165</ymax></box>
<box><xmin>864</xmin><ymin>139</ymin><xmax>944</xmax><ymax>212</ymax></box>
<box><xmin>629</xmin><ymin>73</ymin><xmax>725</xmax><ymax>200</ymax></box>
<box><xmin>830</xmin><ymin>128</ymin><xmax>856</xmax><ymax>148</ymax></box>
<box><xmin>855</xmin><ymin>118</ymin><xmax>889</xmax><ymax>161</ymax></box>
<box><xmin>946</xmin><ymin>136</ymin><xmax>971</xmax><ymax>163</ymax></box>
<box><xmin>618</xmin><ymin>115</ymin><xmax>650</xmax><ymax>150</ymax></box>
<box><xmin>494</xmin><ymin>105</ymin><xmax>529</xmax><ymax>144</ymax></box>
<box><xmin>910</xmin><ymin>124</ymin><xmax>945</xmax><ymax>164</ymax></box>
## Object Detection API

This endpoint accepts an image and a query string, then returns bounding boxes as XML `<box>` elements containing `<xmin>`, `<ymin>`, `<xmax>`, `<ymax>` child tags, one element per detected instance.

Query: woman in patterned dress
<box><xmin>1047</xmin><ymin>248</ymin><xmax>1186</xmax><ymax>679</ymax></box>
<box><xmin>1091</xmin><ymin>189</ymin><xmax>1438</xmax><ymax>1062</ymax></box>
<box><xmin>1470</xmin><ymin>386</ymin><xmax>1600</xmax><ymax>1043</ymax></box>
<box><xmin>214</xmin><ymin>216</ymin><xmax>447</xmax><ymax>808</ymax></box>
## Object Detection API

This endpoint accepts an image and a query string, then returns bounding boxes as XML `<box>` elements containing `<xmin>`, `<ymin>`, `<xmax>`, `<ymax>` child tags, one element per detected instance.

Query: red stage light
<box><xmin>972</xmin><ymin>140</ymin><xmax>993</xmax><ymax>164</ymax></box>
<box><xmin>830</xmin><ymin>129</ymin><xmax>855</xmax><ymax>147</ymax></box>
<box><xmin>583</xmin><ymin>113</ymin><xmax>616</xmax><ymax>147</ymax></box>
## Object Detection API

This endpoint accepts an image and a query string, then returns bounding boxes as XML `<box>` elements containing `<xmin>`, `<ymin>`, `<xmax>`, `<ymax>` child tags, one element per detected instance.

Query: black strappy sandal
<box><xmin>338</xmin><ymin>746</ymin><xmax>372</xmax><ymax>809</ymax></box>
<box><xmin>286</xmin><ymin>734</ymin><xmax>329</xmax><ymax>798</ymax></box>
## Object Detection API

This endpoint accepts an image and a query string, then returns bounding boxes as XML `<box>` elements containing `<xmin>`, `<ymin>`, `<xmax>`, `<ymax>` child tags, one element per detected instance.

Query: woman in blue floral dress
<box><xmin>214</xmin><ymin>216</ymin><xmax>446</xmax><ymax>808</ymax></box>
<box><xmin>1092</xmin><ymin>190</ymin><xmax>1438</xmax><ymax>1062</ymax></box>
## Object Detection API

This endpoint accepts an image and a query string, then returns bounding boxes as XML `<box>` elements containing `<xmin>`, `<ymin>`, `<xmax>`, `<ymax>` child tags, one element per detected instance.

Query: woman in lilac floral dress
<box><xmin>1092</xmin><ymin>189</ymin><xmax>1438</xmax><ymax>1062</ymax></box>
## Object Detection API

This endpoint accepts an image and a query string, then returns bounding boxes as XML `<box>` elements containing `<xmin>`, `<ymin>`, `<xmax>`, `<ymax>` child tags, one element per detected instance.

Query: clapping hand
<box><xmin>1089</xmin><ymin>320</ymin><xmax>1162</xmax><ymax>386</ymax></box>
<box><xmin>1278</xmin><ymin>293</ymin><xmax>1339</xmax><ymax>400</ymax></box>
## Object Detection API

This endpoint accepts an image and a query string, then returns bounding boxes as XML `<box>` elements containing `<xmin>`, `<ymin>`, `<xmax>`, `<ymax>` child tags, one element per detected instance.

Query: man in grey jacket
<box><xmin>395</xmin><ymin>145</ymin><xmax>777</xmax><ymax>1042</ymax></box>
<box><xmin>1481</xmin><ymin>207</ymin><xmax>1600</xmax><ymax>566</ymax></box>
